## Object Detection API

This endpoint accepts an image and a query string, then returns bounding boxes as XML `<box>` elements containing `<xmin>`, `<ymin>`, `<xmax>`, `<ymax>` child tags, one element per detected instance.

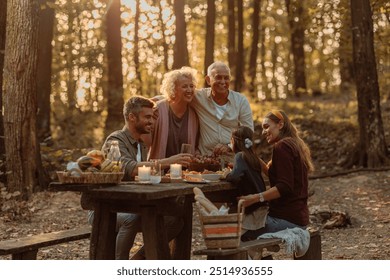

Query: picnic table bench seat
<box><xmin>0</xmin><ymin>226</ymin><xmax>91</xmax><ymax>260</ymax></box>
<box><xmin>193</xmin><ymin>229</ymin><xmax>321</xmax><ymax>260</ymax></box>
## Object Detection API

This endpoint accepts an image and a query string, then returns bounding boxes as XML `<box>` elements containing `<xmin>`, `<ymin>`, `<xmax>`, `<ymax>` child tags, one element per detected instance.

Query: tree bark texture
<box><xmin>235</xmin><ymin>0</ymin><xmax>244</xmax><ymax>92</ymax></box>
<box><xmin>204</xmin><ymin>0</ymin><xmax>215</xmax><ymax>86</ymax></box>
<box><xmin>3</xmin><ymin>0</ymin><xmax>40</xmax><ymax>200</ymax></box>
<box><xmin>248</xmin><ymin>0</ymin><xmax>261</xmax><ymax>97</ymax></box>
<box><xmin>0</xmin><ymin>0</ymin><xmax>7</xmax><ymax>155</ymax></box>
<box><xmin>172</xmin><ymin>0</ymin><xmax>189</xmax><ymax>69</ymax></box>
<box><xmin>350</xmin><ymin>0</ymin><xmax>388</xmax><ymax>167</ymax></box>
<box><xmin>158</xmin><ymin>0</ymin><xmax>169</xmax><ymax>72</ymax></box>
<box><xmin>285</xmin><ymin>0</ymin><xmax>307</xmax><ymax>96</ymax></box>
<box><xmin>105</xmin><ymin>0</ymin><xmax>124</xmax><ymax>137</ymax></box>
<box><xmin>36</xmin><ymin>0</ymin><xmax>55</xmax><ymax>142</ymax></box>
<box><xmin>134</xmin><ymin>0</ymin><xmax>143</xmax><ymax>95</ymax></box>
<box><xmin>227</xmin><ymin>0</ymin><xmax>236</xmax><ymax>77</ymax></box>
<box><xmin>339</xmin><ymin>2</ymin><xmax>354</xmax><ymax>94</ymax></box>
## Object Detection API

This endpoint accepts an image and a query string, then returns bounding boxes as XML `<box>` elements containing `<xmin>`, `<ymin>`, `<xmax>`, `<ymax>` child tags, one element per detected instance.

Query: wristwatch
<box><xmin>259</xmin><ymin>192</ymin><xmax>265</xmax><ymax>203</ymax></box>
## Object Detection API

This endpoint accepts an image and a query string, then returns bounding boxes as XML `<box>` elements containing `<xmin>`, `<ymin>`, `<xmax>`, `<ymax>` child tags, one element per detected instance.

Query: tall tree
<box><xmin>204</xmin><ymin>0</ymin><xmax>215</xmax><ymax>86</ymax></box>
<box><xmin>104</xmin><ymin>0</ymin><xmax>124</xmax><ymax>137</ymax></box>
<box><xmin>158</xmin><ymin>0</ymin><xmax>169</xmax><ymax>72</ymax></box>
<box><xmin>227</xmin><ymin>0</ymin><xmax>236</xmax><ymax>77</ymax></box>
<box><xmin>339</xmin><ymin>2</ymin><xmax>354</xmax><ymax>94</ymax></box>
<box><xmin>3</xmin><ymin>0</ymin><xmax>40</xmax><ymax>200</ymax></box>
<box><xmin>0</xmin><ymin>0</ymin><xmax>7</xmax><ymax>155</ymax></box>
<box><xmin>235</xmin><ymin>0</ymin><xmax>244</xmax><ymax>92</ymax></box>
<box><xmin>134</xmin><ymin>0</ymin><xmax>143</xmax><ymax>95</ymax></box>
<box><xmin>349</xmin><ymin>0</ymin><xmax>388</xmax><ymax>167</ymax></box>
<box><xmin>36</xmin><ymin>0</ymin><xmax>55</xmax><ymax>142</ymax></box>
<box><xmin>285</xmin><ymin>0</ymin><xmax>307</xmax><ymax>96</ymax></box>
<box><xmin>172</xmin><ymin>0</ymin><xmax>189</xmax><ymax>69</ymax></box>
<box><xmin>248</xmin><ymin>0</ymin><xmax>261</xmax><ymax>98</ymax></box>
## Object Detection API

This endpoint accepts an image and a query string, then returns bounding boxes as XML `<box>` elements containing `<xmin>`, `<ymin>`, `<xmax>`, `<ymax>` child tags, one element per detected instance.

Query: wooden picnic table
<box><xmin>49</xmin><ymin>180</ymin><xmax>238</xmax><ymax>260</ymax></box>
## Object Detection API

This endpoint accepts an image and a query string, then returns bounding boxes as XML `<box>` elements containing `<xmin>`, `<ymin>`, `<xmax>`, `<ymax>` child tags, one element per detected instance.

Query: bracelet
<box><xmin>258</xmin><ymin>192</ymin><xmax>265</xmax><ymax>203</ymax></box>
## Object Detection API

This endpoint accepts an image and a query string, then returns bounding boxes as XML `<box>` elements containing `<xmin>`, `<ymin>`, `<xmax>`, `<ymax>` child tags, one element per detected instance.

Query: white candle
<box><xmin>170</xmin><ymin>163</ymin><xmax>182</xmax><ymax>179</ymax></box>
<box><xmin>138</xmin><ymin>165</ymin><xmax>151</xmax><ymax>182</ymax></box>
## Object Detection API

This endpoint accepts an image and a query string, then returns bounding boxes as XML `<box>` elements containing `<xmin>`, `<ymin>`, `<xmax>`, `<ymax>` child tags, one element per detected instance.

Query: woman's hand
<box><xmin>167</xmin><ymin>153</ymin><xmax>193</xmax><ymax>167</ymax></box>
<box><xmin>237</xmin><ymin>193</ymin><xmax>260</xmax><ymax>208</ymax></box>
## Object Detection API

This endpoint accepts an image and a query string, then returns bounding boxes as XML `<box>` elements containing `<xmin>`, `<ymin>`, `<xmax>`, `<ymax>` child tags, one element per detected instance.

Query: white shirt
<box><xmin>192</xmin><ymin>88</ymin><xmax>254</xmax><ymax>155</ymax></box>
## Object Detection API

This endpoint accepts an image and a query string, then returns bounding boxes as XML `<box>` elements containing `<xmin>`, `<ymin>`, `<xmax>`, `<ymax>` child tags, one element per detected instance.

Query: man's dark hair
<box><xmin>123</xmin><ymin>96</ymin><xmax>155</xmax><ymax>122</ymax></box>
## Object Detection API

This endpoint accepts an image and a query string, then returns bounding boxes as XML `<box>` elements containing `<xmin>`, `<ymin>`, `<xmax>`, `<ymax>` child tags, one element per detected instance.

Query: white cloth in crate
<box><xmin>241</xmin><ymin>206</ymin><xmax>269</xmax><ymax>234</ymax></box>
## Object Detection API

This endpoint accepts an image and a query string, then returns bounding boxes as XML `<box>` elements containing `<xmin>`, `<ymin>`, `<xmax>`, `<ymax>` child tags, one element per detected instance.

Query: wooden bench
<box><xmin>0</xmin><ymin>226</ymin><xmax>91</xmax><ymax>260</ymax></box>
<box><xmin>193</xmin><ymin>230</ymin><xmax>321</xmax><ymax>260</ymax></box>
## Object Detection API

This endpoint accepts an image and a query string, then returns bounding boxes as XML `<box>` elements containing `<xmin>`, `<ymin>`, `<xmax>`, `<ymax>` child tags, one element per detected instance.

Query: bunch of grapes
<box><xmin>192</xmin><ymin>154</ymin><xmax>220</xmax><ymax>165</ymax></box>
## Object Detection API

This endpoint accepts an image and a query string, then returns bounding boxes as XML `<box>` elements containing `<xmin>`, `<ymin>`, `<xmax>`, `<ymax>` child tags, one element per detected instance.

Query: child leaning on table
<box><xmin>222</xmin><ymin>125</ymin><xmax>268</xmax><ymax>237</ymax></box>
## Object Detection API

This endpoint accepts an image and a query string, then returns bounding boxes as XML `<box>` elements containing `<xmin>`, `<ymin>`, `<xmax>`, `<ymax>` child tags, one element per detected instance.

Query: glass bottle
<box><xmin>107</xmin><ymin>140</ymin><xmax>122</xmax><ymax>170</ymax></box>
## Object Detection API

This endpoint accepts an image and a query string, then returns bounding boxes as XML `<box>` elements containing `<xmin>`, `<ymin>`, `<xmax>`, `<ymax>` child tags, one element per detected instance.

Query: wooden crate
<box><xmin>56</xmin><ymin>171</ymin><xmax>124</xmax><ymax>184</ymax></box>
<box><xmin>197</xmin><ymin>200</ymin><xmax>244</xmax><ymax>249</ymax></box>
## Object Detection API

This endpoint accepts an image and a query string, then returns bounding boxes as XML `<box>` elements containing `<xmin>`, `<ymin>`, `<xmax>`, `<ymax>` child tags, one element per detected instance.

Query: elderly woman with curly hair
<box><xmin>148</xmin><ymin>67</ymin><xmax>199</xmax><ymax>164</ymax></box>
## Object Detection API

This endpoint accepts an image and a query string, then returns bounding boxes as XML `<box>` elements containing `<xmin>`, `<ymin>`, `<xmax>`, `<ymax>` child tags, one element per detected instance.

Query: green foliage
<box><xmin>48</xmin><ymin>0</ymin><xmax>389</xmax><ymax>149</ymax></box>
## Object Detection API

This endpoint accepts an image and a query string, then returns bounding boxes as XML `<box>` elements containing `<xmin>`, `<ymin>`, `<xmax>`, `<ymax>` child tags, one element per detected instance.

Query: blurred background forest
<box><xmin>0</xmin><ymin>0</ymin><xmax>389</xmax><ymax>201</ymax></box>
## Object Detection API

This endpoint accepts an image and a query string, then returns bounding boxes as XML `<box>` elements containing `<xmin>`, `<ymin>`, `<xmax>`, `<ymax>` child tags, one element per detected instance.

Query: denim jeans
<box><xmin>241</xmin><ymin>215</ymin><xmax>306</xmax><ymax>241</ymax></box>
<box><xmin>87</xmin><ymin>210</ymin><xmax>183</xmax><ymax>260</ymax></box>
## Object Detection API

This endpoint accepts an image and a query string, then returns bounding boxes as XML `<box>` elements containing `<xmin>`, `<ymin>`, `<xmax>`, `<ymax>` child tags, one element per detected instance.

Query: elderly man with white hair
<box><xmin>191</xmin><ymin>61</ymin><xmax>254</xmax><ymax>156</ymax></box>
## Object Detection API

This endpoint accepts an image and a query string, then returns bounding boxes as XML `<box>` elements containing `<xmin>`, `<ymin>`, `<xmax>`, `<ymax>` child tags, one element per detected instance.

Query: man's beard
<box><xmin>135</xmin><ymin>120</ymin><xmax>150</xmax><ymax>135</ymax></box>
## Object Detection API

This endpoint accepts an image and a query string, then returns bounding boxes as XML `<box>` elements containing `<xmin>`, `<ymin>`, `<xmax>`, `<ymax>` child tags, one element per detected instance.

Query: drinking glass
<box><xmin>150</xmin><ymin>161</ymin><xmax>161</xmax><ymax>184</ymax></box>
<box><xmin>181</xmin><ymin>143</ymin><xmax>192</xmax><ymax>154</ymax></box>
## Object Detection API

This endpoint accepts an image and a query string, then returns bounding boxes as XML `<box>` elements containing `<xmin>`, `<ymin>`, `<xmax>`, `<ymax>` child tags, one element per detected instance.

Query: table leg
<box><xmin>141</xmin><ymin>205</ymin><xmax>170</xmax><ymax>260</ymax></box>
<box><xmin>171</xmin><ymin>196</ymin><xmax>193</xmax><ymax>259</ymax></box>
<box><xmin>90</xmin><ymin>202</ymin><xmax>117</xmax><ymax>259</ymax></box>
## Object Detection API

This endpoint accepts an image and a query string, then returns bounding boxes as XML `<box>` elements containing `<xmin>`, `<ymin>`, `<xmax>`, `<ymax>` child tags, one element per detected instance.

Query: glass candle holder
<box><xmin>138</xmin><ymin>165</ymin><xmax>151</xmax><ymax>182</ymax></box>
<box><xmin>170</xmin><ymin>163</ymin><xmax>182</xmax><ymax>179</ymax></box>
<box><xmin>150</xmin><ymin>161</ymin><xmax>161</xmax><ymax>184</ymax></box>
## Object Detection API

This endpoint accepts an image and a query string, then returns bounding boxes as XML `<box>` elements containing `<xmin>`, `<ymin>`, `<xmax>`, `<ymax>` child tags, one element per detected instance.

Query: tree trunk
<box><xmin>36</xmin><ymin>0</ymin><xmax>54</xmax><ymax>142</ymax></box>
<box><xmin>349</xmin><ymin>0</ymin><xmax>388</xmax><ymax>167</ymax></box>
<box><xmin>3</xmin><ymin>0</ymin><xmax>40</xmax><ymax>200</ymax></box>
<box><xmin>172</xmin><ymin>0</ymin><xmax>189</xmax><ymax>69</ymax></box>
<box><xmin>285</xmin><ymin>0</ymin><xmax>307</xmax><ymax>96</ymax></box>
<box><xmin>248</xmin><ymin>0</ymin><xmax>261</xmax><ymax>98</ymax></box>
<box><xmin>0</xmin><ymin>0</ymin><xmax>7</xmax><ymax>156</ymax></box>
<box><xmin>104</xmin><ymin>0</ymin><xmax>124</xmax><ymax>137</ymax></box>
<box><xmin>339</xmin><ymin>2</ymin><xmax>354</xmax><ymax>94</ymax></box>
<box><xmin>260</xmin><ymin>22</ymin><xmax>269</xmax><ymax>100</ymax></box>
<box><xmin>134</xmin><ymin>0</ymin><xmax>143</xmax><ymax>95</ymax></box>
<box><xmin>227</xmin><ymin>0</ymin><xmax>236</xmax><ymax>77</ymax></box>
<box><xmin>204</xmin><ymin>0</ymin><xmax>215</xmax><ymax>86</ymax></box>
<box><xmin>158</xmin><ymin>0</ymin><xmax>169</xmax><ymax>72</ymax></box>
<box><xmin>235</xmin><ymin>0</ymin><xmax>244</xmax><ymax>92</ymax></box>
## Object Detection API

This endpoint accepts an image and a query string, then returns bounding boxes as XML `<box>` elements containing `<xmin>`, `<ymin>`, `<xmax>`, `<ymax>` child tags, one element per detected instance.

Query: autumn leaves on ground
<box><xmin>0</xmin><ymin>97</ymin><xmax>389</xmax><ymax>260</ymax></box>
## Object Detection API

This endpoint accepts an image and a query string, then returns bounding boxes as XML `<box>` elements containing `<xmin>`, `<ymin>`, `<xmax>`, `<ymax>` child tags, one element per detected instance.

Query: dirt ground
<box><xmin>0</xmin><ymin>169</ymin><xmax>389</xmax><ymax>260</ymax></box>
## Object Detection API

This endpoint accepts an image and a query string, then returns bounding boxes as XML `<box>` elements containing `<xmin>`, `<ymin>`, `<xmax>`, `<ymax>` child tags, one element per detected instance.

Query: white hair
<box><xmin>207</xmin><ymin>61</ymin><xmax>231</xmax><ymax>76</ymax></box>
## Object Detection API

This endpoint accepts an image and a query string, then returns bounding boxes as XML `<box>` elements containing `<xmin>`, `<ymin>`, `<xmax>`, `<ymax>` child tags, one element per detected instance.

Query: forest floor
<box><xmin>0</xmin><ymin>95</ymin><xmax>389</xmax><ymax>260</ymax></box>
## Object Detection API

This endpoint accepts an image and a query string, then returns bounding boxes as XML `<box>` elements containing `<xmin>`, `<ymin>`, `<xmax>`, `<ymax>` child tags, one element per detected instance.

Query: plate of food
<box><xmin>184</xmin><ymin>175</ymin><xmax>210</xmax><ymax>184</ymax></box>
<box><xmin>201</xmin><ymin>173</ymin><xmax>222</xmax><ymax>181</ymax></box>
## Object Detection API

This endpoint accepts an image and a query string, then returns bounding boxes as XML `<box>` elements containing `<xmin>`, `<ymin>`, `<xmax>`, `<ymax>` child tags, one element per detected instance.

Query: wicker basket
<box><xmin>197</xmin><ymin>200</ymin><xmax>244</xmax><ymax>249</ymax></box>
<box><xmin>56</xmin><ymin>171</ymin><xmax>124</xmax><ymax>184</ymax></box>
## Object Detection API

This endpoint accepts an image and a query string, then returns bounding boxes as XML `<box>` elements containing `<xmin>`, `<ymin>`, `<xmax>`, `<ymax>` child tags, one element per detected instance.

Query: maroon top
<box><xmin>268</xmin><ymin>138</ymin><xmax>309</xmax><ymax>226</ymax></box>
